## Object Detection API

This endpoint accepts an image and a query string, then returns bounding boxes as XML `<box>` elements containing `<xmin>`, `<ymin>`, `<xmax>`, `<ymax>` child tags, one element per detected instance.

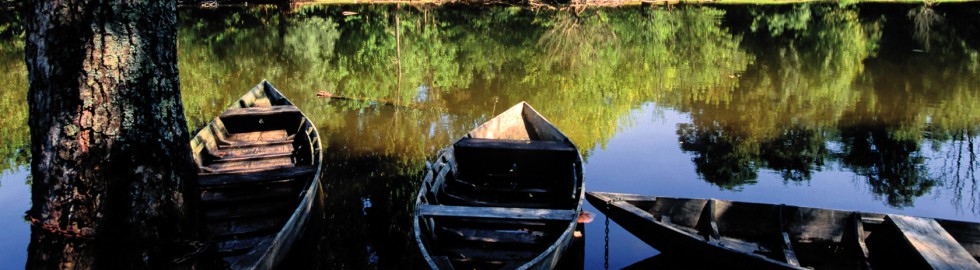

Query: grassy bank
<box><xmin>280</xmin><ymin>0</ymin><xmax>973</xmax><ymax>5</ymax></box>
<box><xmin>176</xmin><ymin>0</ymin><xmax>975</xmax><ymax>8</ymax></box>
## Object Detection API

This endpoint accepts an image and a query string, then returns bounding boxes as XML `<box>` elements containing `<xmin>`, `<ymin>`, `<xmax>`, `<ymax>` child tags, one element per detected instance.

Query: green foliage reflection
<box><xmin>0</xmin><ymin>25</ymin><xmax>28</xmax><ymax>177</ymax></box>
<box><xmin>0</xmin><ymin>2</ymin><xmax>976</xmax><ymax>221</ymax></box>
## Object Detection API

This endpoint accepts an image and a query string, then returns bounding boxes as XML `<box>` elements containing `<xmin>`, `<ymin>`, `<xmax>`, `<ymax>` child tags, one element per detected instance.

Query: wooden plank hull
<box><xmin>414</xmin><ymin>102</ymin><xmax>585</xmax><ymax>270</ymax></box>
<box><xmin>586</xmin><ymin>192</ymin><xmax>980</xmax><ymax>270</ymax></box>
<box><xmin>190</xmin><ymin>80</ymin><xmax>323</xmax><ymax>270</ymax></box>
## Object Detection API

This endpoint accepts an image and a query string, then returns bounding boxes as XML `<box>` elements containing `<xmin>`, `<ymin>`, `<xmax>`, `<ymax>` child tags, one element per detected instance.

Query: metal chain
<box><xmin>604</xmin><ymin>202</ymin><xmax>610</xmax><ymax>270</ymax></box>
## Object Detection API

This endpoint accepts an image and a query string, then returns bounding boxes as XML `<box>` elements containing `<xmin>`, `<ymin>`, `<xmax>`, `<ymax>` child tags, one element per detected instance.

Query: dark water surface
<box><xmin>1</xmin><ymin>2</ymin><xmax>980</xmax><ymax>268</ymax></box>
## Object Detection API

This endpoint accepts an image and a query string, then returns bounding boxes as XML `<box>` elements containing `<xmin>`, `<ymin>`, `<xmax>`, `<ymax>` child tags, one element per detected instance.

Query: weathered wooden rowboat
<box><xmin>414</xmin><ymin>102</ymin><xmax>585</xmax><ymax>270</ymax></box>
<box><xmin>586</xmin><ymin>191</ymin><xmax>980</xmax><ymax>270</ymax></box>
<box><xmin>190</xmin><ymin>80</ymin><xmax>322</xmax><ymax>269</ymax></box>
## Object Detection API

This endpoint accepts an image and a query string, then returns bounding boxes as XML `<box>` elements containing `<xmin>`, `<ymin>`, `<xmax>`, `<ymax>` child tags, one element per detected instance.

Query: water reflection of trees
<box><xmin>537</xmin><ymin>10</ymin><xmax>617</xmax><ymax>72</ymax></box>
<box><xmin>672</xmin><ymin>4</ymin><xmax>980</xmax><ymax>210</ymax></box>
<box><xmin>839</xmin><ymin>122</ymin><xmax>935</xmax><ymax>207</ymax></box>
<box><xmin>677</xmin><ymin>123</ymin><xmax>758</xmax><ymax>189</ymax></box>
<box><xmin>172</xmin><ymin>4</ymin><xmax>755</xmax><ymax>267</ymax></box>
<box><xmin>908</xmin><ymin>3</ymin><xmax>942</xmax><ymax>52</ymax></box>
<box><xmin>760</xmin><ymin>128</ymin><xmax>829</xmax><ymax>182</ymax></box>
<box><xmin>673</xmin><ymin>5</ymin><xmax>878</xmax><ymax>185</ymax></box>
<box><xmin>0</xmin><ymin>19</ymin><xmax>29</xmax><ymax>177</ymax></box>
<box><xmin>938</xmin><ymin>131</ymin><xmax>979</xmax><ymax>214</ymax></box>
<box><xmin>0</xmin><ymin>3</ymin><xmax>977</xmax><ymax>256</ymax></box>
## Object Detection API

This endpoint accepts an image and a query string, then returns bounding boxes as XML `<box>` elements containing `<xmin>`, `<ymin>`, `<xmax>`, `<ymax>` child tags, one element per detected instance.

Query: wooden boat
<box><xmin>190</xmin><ymin>80</ymin><xmax>322</xmax><ymax>269</ymax></box>
<box><xmin>413</xmin><ymin>102</ymin><xmax>585</xmax><ymax>269</ymax></box>
<box><xmin>586</xmin><ymin>191</ymin><xmax>980</xmax><ymax>270</ymax></box>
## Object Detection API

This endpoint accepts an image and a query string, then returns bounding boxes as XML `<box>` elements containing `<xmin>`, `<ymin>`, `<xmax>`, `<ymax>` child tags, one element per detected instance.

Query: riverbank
<box><xmin>177</xmin><ymin>0</ymin><xmax>974</xmax><ymax>8</ymax></box>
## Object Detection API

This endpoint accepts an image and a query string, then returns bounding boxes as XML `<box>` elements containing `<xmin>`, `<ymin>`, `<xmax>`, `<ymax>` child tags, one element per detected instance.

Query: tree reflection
<box><xmin>937</xmin><ymin>130</ymin><xmax>980</xmax><ymax>214</ymax></box>
<box><xmin>0</xmin><ymin>4</ymin><xmax>979</xmax><ymax>267</ymax></box>
<box><xmin>0</xmin><ymin>15</ymin><xmax>28</xmax><ymax>176</ymax></box>
<box><xmin>669</xmin><ymin>4</ymin><xmax>877</xmax><ymax>186</ymax></box>
<box><xmin>670</xmin><ymin>3</ymin><xmax>980</xmax><ymax>210</ymax></box>
<box><xmin>677</xmin><ymin>123</ymin><xmax>759</xmax><ymax>189</ymax></box>
<box><xmin>537</xmin><ymin>9</ymin><xmax>617</xmax><ymax>72</ymax></box>
<box><xmin>0</xmin><ymin>2</ymin><xmax>968</xmax><ymax>208</ymax></box>
<box><xmin>908</xmin><ymin>3</ymin><xmax>942</xmax><ymax>52</ymax></box>
<box><xmin>759</xmin><ymin>128</ymin><xmax>828</xmax><ymax>182</ymax></box>
<box><xmin>839</xmin><ymin>123</ymin><xmax>935</xmax><ymax>207</ymax></box>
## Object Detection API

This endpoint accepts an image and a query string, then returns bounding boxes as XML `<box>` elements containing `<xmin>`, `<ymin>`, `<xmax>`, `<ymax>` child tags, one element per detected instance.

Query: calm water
<box><xmin>1</xmin><ymin>2</ymin><xmax>979</xmax><ymax>268</ymax></box>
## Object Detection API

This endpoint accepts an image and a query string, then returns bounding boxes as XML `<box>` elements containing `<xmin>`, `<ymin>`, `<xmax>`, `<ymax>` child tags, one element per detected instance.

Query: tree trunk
<box><xmin>24</xmin><ymin>0</ymin><xmax>199</xmax><ymax>268</ymax></box>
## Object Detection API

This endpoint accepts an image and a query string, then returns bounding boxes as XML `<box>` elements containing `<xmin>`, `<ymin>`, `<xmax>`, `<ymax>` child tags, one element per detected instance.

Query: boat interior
<box><xmin>191</xmin><ymin>84</ymin><xmax>317</xmax><ymax>175</ymax></box>
<box><xmin>442</xmin><ymin>137</ymin><xmax>580</xmax><ymax>209</ymax></box>
<box><xmin>189</xmin><ymin>82</ymin><xmax>321</xmax><ymax>265</ymax></box>
<box><xmin>626</xmin><ymin>196</ymin><xmax>980</xmax><ymax>269</ymax></box>
<box><xmin>416</xmin><ymin>103</ymin><xmax>582</xmax><ymax>269</ymax></box>
<box><xmin>445</xmin><ymin>102</ymin><xmax>581</xmax><ymax>209</ymax></box>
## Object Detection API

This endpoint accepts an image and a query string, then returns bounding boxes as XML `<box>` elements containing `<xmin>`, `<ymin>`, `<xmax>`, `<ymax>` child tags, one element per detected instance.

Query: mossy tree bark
<box><xmin>25</xmin><ymin>0</ymin><xmax>200</xmax><ymax>268</ymax></box>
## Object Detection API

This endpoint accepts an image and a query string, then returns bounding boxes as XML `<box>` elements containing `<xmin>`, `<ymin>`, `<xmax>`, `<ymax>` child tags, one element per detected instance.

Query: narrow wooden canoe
<box><xmin>586</xmin><ymin>191</ymin><xmax>980</xmax><ymax>270</ymax></box>
<box><xmin>190</xmin><ymin>80</ymin><xmax>322</xmax><ymax>269</ymax></box>
<box><xmin>414</xmin><ymin>102</ymin><xmax>585</xmax><ymax>270</ymax></box>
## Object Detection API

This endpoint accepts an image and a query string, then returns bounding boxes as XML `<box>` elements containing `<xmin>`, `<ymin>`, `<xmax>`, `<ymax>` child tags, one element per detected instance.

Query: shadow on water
<box><xmin>621</xmin><ymin>253</ymin><xmax>730</xmax><ymax>269</ymax></box>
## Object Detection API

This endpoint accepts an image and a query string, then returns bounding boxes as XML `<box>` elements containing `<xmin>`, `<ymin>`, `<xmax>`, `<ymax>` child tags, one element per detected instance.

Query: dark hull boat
<box><xmin>586</xmin><ymin>191</ymin><xmax>980</xmax><ymax>270</ymax></box>
<box><xmin>414</xmin><ymin>102</ymin><xmax>585</xmax><ymax>270</ymax></box>
<box><xmin>190</xmin><ymin>81</ymin><xmax>322</xmax><ymax>269</ymax></box>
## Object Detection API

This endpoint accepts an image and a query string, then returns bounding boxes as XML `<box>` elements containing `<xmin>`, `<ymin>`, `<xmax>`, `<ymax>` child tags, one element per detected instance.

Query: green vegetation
<box><xmin>0</xmin><ymin>12</ymin><xmax>28</xmax><ymax>177</ymax></box>
<box><xmin>169</xmin><ymin>4</ymin><xmax>980</xmax><ymax>205</ymax></box>
<box><xmin>0</xmin><ymin>3</ymin><xmax>977</xmax><ymax>266</ymax></box>
<box><xmin>1</xmin><ymin>2</ymin><xmax>978</xmax><ymax>208</ymax></box>
<box><xmin>281</xmin><ymin>0</ymin><xmax>973</xmax><ymax>5</ymax></box>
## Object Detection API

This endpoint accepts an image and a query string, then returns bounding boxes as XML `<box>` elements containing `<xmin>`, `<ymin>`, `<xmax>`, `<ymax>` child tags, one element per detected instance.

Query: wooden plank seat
<box><xmin>207</xmin><ymin>217</ymin><xmax>284</xmax><ymax>238</ymax></box>
<box><xmin>226</xmin><ymin>130</ymin><xmax>290</xmax><ymax>143</ymax></box>
<box><xmin>437</xmin><ymin>245</ymin><xmax>541</xmax><ymax>263</ymax></box>
<box><xmin>216</xmin><ymin>235</ymin><xmax>272</xmax><ymax>255</ymax></box>
<box><xmin>215</xmin><ymin>129</ymin><xmax>294</xmax><ymax>148</ymax></box>
<box><xmin>220</xmin><ymin>105</ymin><xmax>301</xmax><ymax>118</ymax></box>
<box><xmin>442</xmin><ymin>178</ymin><xmax>561</xmax><ymax>207</ymax></box>
<box><xmin>446</xmin><ymin>258</ymin><xmax>523</xmax><ymax>270</ymax></box>
<box><xmin>418</xmin><ymin>205</ymin><xmax>578</xmax><ymax>221</ymax></box>
<box><xmin>435</xmin><ymin>225</ymin><xmax>560</xmax><ymax>245</ymax></box>
<box><xmin>201</xmin><ymin>156</ymin><xmax>296</xmax><ymax>175</ymax></box>
<box><xmin>204</xmin><ymin>200</ymin><xmax>295</xmax><ymax>221</ymax></box>
<box><xmin>209</xmin><ymin>150</ymin><xmax>294</xmax><ymax>164</ymax></box>
<box><xmin>448</xmin><ymin>177</ymin><xmax>552</xmax><ymax>194</ymax></box>
<box><xmin>218</xmin><ymin>136</ymin><xmax>295</xmax><ymax>148</ymax></box>
<box><xmin>207</xmin><ymin>143</ymin><xmax>294</xmax><ymax>161</ymax></box>
<box><xmin>200</xmin><ymin>183</ymin><xmax>298</xmax><ymax>204</ymax></box>
<box><xmin>441</xmin><ymin>191</ymin><xmax>560</xmax><ymax>209</ymax></box>
<box><xmin>886</xmin><ymin>215</ymin><xmax>980</xmax><ymax>269</ymax></box>
<box><xmin>198</xmin><ymin>165</ymin><xmax>317</xmax><ymax>188</ymax></box>
<box><xmin>210</xmin><ymin>118</ymin><xmax>295</xmax><ymax>148</ymax></box>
